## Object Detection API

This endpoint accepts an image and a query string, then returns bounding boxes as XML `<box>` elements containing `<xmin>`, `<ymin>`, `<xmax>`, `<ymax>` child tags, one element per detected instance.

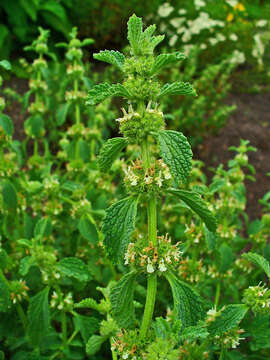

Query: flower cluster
<box><xmin>124</xmin><ymin>234</ymin><xmax>182</xmax><ymax>274</ymax></box>
<box><xmin>243</xmin><ymin>283</ymin><xmax>270</xmax><ymax>315</ymax></box>
<box><xmin>178</xmin><ymin>257</ymin><xmax>206</xmax><ymax>283</ymax></box>
<box><xmin>212</xmin><ymin>327</ymin><xmax>245</xmax><ymax>349</ymax></box>
<box><xmin>117</xmin><ymin>102</ymin><xmax>165</xmax><ymax>142</ymax></box>
<box><xmin>179</xmin><ymin>341</ymin><xmax>209</xmax><ymax>359</ymax></box>
<box><xmin>111</xmin><ymin>330</ymin><xmax>144</xmax><ymax>360</ymax></box>
<box><xmin>123</xmin><ymin>159</ymin><xmax>172</xmax><ymax>194</ymax></box>
<box><xmin>9</xmin><ymin>280</ymin><xmax>29</xmax><ymax>304</ymax></box>
<box><xmin>71</xmin><ymin>199</ymin><xmax>91</xmax><ymax>218</ymax></box>
<box><xmin>50</xmin><ymin>291</ymin><xmax>74</xmax><ymax>311</ymax></box>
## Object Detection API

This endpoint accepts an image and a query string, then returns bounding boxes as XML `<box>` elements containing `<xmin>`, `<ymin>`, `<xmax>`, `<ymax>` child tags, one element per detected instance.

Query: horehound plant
<box><xmin>85</xmin><ymin>15</ymin><xmax>248</xmax><ymax>359</ymax></box>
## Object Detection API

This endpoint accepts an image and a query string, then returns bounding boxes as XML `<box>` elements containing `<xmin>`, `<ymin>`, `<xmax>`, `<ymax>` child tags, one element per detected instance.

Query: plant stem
<box><xmin>34</xmin><ymin>139</ymin><xmax>38</xmax><ymax>157</ymax></box>
<box><xmin>74</xmin><ymin>76</ymin><xmax>80</xmax><ymax>126</ymax></box>
<box><xmin>215</xmin><ymin>280</ymin><xmax>221</xmax><ymax>309</ymax></box>
<box><xmin>140</xmin><ymin>137</ymin><xmax>158</xmax><ymax>339</ymax></box>
<box><xmin>16</xmin><ymin>303</ymin><xmax>27</xmax><ymax>330</ymax></box>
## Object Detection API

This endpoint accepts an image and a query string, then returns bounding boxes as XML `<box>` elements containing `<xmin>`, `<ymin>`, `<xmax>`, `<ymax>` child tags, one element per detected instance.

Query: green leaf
<box><xmin>58</xmin><ymin>257</ymin><xmax>91</xmax><ymax>282</ymax></box>
<box><xmin>98</xmin><ymin>137</ymin><xmax>127</xmax><ymax>172</ymax></box>
<box><xmin>165</xmin><ymin>272</ymin><xmax>204</xmax><ymax>328</ymax></box>
<box><xmin>34</xmin><ymin>218</ymin><xmax>52</xmax><ymax>238</ymax></box>
<box><xmin>24</xmin><ymin>115</ymin><xmax>44</xmax><ymax>138</ymax></box>
<box><xmin>169</xmin><ymin>189</ymin><xmax>217</xmax><ymax>232</ymax></box>
<box><xmin>127</xmin><ymin>14</ymin><xmax>143</xmax><ymax>55</ymax></box>
<box><xmin>28</xmin><ymin>287</ymin><xmax>50</xmax><ymax>346</ymax></box>
<box><xmin>109</xmin><ymin>271</ymin><xmax>137</xmax><ymax>328</ymax></box>
<box><xmin>74</xmin><ymin>315</ymin><xmax>99</xmax><ymax>344</ymax></box>
<box><xmin>86</xmin><ymin>335</ymin><xmax>107</xmax><ymax>356</ymax></box>
<box><xmin>157</xmin><ymin>130</ymin><xmax>192</xmax><ymax>184</ymax></box>
<box><xmin>0</xmin><ymin>270</ymin><xmax>10</xmax><ymax>312</ymax></box>
<box><xmin>2</xmin><ymin>181</ymin><xmax>17</xmax><ymax>209</ymax></box>
<box><xmin>78</xmin><ymin>216</ymin><xmax>99</xmax><ymax>244</ymax></box>
<box><xmin>19</xmin><ymin>0</ymin><xmax>37</xmax><ymax>21</ymax></box>
<box><xmin>0</xmin><ymin>114</ymin><xmax>13</xmax><ymax>136</ymax></box>
<box><xmin>242</xmin><ymin>252</ymin><xmax>270</xmax><ymax>278</ymax></box>
<box><xmin>158</xmin><ymin>82</ymin><xmax>196</xmax><ymax>98</ymax></box>
<box><xmin>150</xmin><ymin>52</ymin><xmax>185</xmax><ymax>75</ymax></box>
<box><xmin>0</xmin><ymin>60</ymin><xmax>11</xmax><ymax>70</ymax></box>
<box><xmin>86</xmin><ymin>83</ymin><xmax>131</xmax><ymax>106</ymax></box>
<box><xmin>207</xmin><ymin>304</ymin><xmax>248</xmax><ymax>336</ymax></box>
<box><xmin>102</xmin><ymin>197</ymin><xmax>138</xmax><ymax>263</ymax></box>
<box><xmin>179</xmin><ymin>324</ymin><xmax>209</xmax><ymax>342</ymax></box>
<box><xmin>19</xmin><ymin>256</ymin><xmax>36</xmax><ymax>276</ymax></box>
<box><xmin>93</xmin><ymin>50</ymin><xmax>125</xmax><ymax>70</ymax></box>
<box><xmin>56</xmin><ymin>103</ymin><xmax>70</xmax><ymax>125</ymax></box>
<box><xmin>204</xmin><ymin>226</ymin><xmax>217</xmax><ymax>251</ymax></box>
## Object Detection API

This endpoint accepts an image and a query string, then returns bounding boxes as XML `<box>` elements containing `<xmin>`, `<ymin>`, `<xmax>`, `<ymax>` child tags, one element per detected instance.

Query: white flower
<box><xmin>230</xmin><ymin>50</ymin><xmax>245</xmax><ymax>64</ymax></box>
<box><xmin>158</xmin><ymin>259</ymin><xmax>167</xmax><ymax>272</ymax></box>
<box><xmin>147</xmin><ymin>259</ymin><xmax>155</xmax><ymax>273</ymax></box>
<box><xmin>229</xmin><ymin>33</ymin><xmax>238</xmax><ymax>41</ymax></box>
<box><xmin>122</xmin><ymin>352</ymin><xmax>129</xmax><ymax>359</ymax></box>
<box><xmin>226</xmin><ymin>0</ymin><xmax>238</xmax><ymax>7</ymax></box>
<box><xmin>216</xmin><ymin>33</ymin><xmax>225</xmax><ymax>42</ymax></box>
<box><xmin>170</xmin><ymin>17</ymin><xmax>185</xmax><ymax>28</ymax></box>
<box><xmin>209</xmin><ymin>38</ymin><xmax>218</xmax><ymax>46</ymax></box>
<box><xmin>182</xmin><ymin>31</ymin><xmax>192</xmax><ymax>43</ymax></box>
<box><xmin>257</xmin><ymin>19</ymin><xmax>268</xmax><ymax>27</ymax></box>
<box><xmin>178</xmin><ymin>9</ymin><xmax>187</xmax><ymax>15</ymax></box>
<box><xmin>169</xmin><ymin>34</ymin><xmax>178</xmax><ymax>47</ymax></box>
<box><xmin>158</xmin><ymin>3</ymin><xmax>174</xmax><ymax>18</ymax></box>
<box><xmin>194</xmin><ymin>0</ymin><xmax>205</xmax><ymax>9</ymax></box>
<box><xmin>200</xmin><ymin>43</ymin><xmax>207</xmax><ymax>50</ymax></box>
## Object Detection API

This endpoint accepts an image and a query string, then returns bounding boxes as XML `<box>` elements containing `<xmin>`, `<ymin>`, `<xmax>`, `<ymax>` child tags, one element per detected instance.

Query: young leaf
<box><xmin>157</xmin><ymin>130</ymin><xmax>192</xmax><ymax>184</ymax></box>
<box><xmin>73</xmin><ymin>315</ymin><xmax>99</xmax><ymax>343</ymax></box>
<box><xmin>58</xmin><ymin>257</ymin><xmax>91</xmax><ymax>282</ymax></box>
<box><xmin>86</xmin><ymin>335</ymin><xmax>107</xmax><ymax>356</ymax></box>
<box><xmin>127</xmin><ymin>14</ymin><xmax>143</xmax><ymax>55</ymax></box>
<box><xmin>86</xmin><ymin>83</ymin><xmax>131</xmax><ymax>105</ymax></box>
<box><xmin>150</xmin><ymin>52</ymin><xmax>185</xmax><ymax>75</ymax></box>
<box><xmin>168</xmin><ymin>189</ymin><xmax>217</xmax><ymax>232</ymax></box>
<box><xmin>179</xmin><ymin>324</ymin><xmax>209</xmax><ymax>342</ymax></box>
<box><xmin>19</xmin><ymin>256</ymin><xmax>36</xmax><ymax>276</ymax></box>
<box><xmin>98</xmin><ymin>137</ymin><xmax>128</xmax><ymax>172</ymax></box>
<box><xmin>0</xmin><ymin>114</ymin><xmax>14</xmax><ymax>136</ymax></box>
<box><xmin>28</xmin><ymin>287</ymin><xmax>50</xmax><ymax>346</ymax></box>
<box><xmin>0</xmin><ymin>60</ymin><xmax>11</xmax><ymax>70</ymax></box>
<box><xmin>0</xmin><ymin>270</ymin><xmax>10</xmax><ymax>312</ymax></box>
<box><xmin>78</xmin><ymin>215</ymin><xmax>99</xmax><ymax>244</ymax></box>
<box><xmin>207</xmin><ymin>304</ymin><xmax>248</xmax><ymax>336</ymax></box>
<box><xmin>2</xmin><ymin>181</ymin><xmax>17</xmax><ymax>209</ymax></box>
<box><xmin>34</xmin><ymin>218</ymin><xmax>52</xmax><ymax>238</ymax></box>
<box><xmin>242</xmin><ymin>252</ymin><xmax>270</xmax><ymax>278</ymax></box>
<box><xmin>165</xmin><ymin>272</ymin><xmax>204</xmax><ymax>328</ymax></box>
<box><xmin>158</xmin><ymin>82</ymin><xmax>196</xmax><ymax>99</ymax></box>
<box><xmin>102</xmin><ymin>197</ymin><xmax>138</xmax><ymax>263</ymax></box>
<box><xmin>109</xmin><ymin>271</ymin><xmax>137</xmax><ymax>328</ymax></box>
<box><xmin>205</xmin><ymin>226</ymin><xmax>217</xmax><ymax>251</ymax></box>
<box><xmin>56</xmin><ymin>103</ymin><xmax>70</xmax><ymax>125</ymax></box>
<box><xmin>93</xmin><ymin>50</ymin><xmax>125</xmax><ymax>70</ymax></box>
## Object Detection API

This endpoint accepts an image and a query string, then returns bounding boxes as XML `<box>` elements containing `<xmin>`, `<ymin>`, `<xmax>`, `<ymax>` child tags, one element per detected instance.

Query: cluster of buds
<box><xmin>179</xmin><ymin>341</ymin><xmax>209</xmax><ymax>359</ymax></box>
<box><xmin>123</xmin><ymin>159</ymin><xmax>172</xmax><ymax>194</ymax></box>
<box><xmin>0</xmin><ymin>152</ymin><xmax>19</xmax><ymax>177</ymax></box>
<box><xmin>184</xmin><ymin>222</ymin><xmax>203</xmax><ymax>244</ymax></box>
<box><xmin>124</xmin><ymin>234</ymin><xmax>182</xmax><ymax>274</ymax></box>
<box><xmin>0</xmin><ymin>126</ymin><xmax>12</xmax><ymax>146</ymax></box>
<box><xmin>111</xmin><ymin>330</ymin><xmax>143</xmax><ymax>360</ymax></box>
<box><xmin>217</xmin><ymin>224</ymin><xmax>237</xmax><ymax>239</ymax></box>
<box><xmin>66</xmin><ymin>159</ymin><xmax>87</xmax><ymax>173</ymax></box>
<box><xmin>178</xmin><ymin>257</ymin><xmax>206</xmax><ymax>283</ymax></box>
<box><xmin>43</xmin><ymin>176</ymin><xmax>60</xmax><ymax>193</ymax></box>
<box><xmin>43</xmin><ymin>200</ymin><xmax>63</xmax><ymax>216</ymax></box>
<box><xmin>28</xmin><ymin>101</ymin><xmax>46</xmax><ymax>115</ymax></box>
<box><xmin>235</xmin><ymin>258</ymin><xmax>253</xmax><ymax>274</ymax></box>
<box><xmin>71</xmin><ymin>199</ymin><xmax>91</xmax><ymax>218</ymax></box>
<box><xmin>67</xmin><ymin>63</ymin><xmax>84</xmax><ymax>77</ymax></box>
<box><xmin>207</xmin><ymin>264</ymin><xmax>233</xmax><ymax>280</ymax></box>
<box><xmin>32</xmin><ymin>57</ymin><xmax>47</xmax><ymax>70</ymax></box>
<box><xmin>9</xmin><ymin>280</ymin><xmax>29</xmax><ymax>304</ymax></box>
<box><xmin>0</xmin><ymin>97</ymin><xmax>5</xmax><ymax>111</ymax></box>
<box><xmin>29</xmin><ymin>79</ymin><xmax>48</xmax><ymax>91</ymax></box>
<box><xmin>212</xmin><ymin>327</ymin><xmax>245</xmax><ymax>349</ymax></box>
<box><xmin>50</xmin><ymin>291</ymin><xmax>73</xmax><ymax>311</ymax></box>
<box><xmin>117</xmin><ymin>102</ymin><xmax>165</xmax><ymax>142</ymax></box>
<box><xmin>243</xmin><ymin>283</ymin><xmax>270</xmax><ymax>315</ymax></box>
<box><xmin>65</xmin><ymin>90</ymin><xmax>87</xmax><ymax>103</ymax></box>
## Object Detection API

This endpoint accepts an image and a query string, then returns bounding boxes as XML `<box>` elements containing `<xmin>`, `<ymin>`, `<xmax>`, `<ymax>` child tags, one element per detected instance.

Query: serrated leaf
<box><xmin>0</xmin><ymin>114</ymin><xmax>13</xmax><ymax>136</ymax></box>
<box><xmin>165</xmin><ymin>272</ymin><xmax>204</xmax><ymax>328</ymax></box>
<box><xmin>93</xmin><ymin>50</ymin><xmax>125</xmax><ymax>70</ymax></box>
<box><xmin>169</xmin><ymin>189</ymin><xmax>217</xmax><ymax>232</ymax></box>
<box><xmin>207</xmin><ymin>304</ymin><xmax>248</xmax><ymax>336</ymax></box>
<box><xmin>56</xmin><ymin>103</ymin><xmax>70</xmax><ymax>125</ymax></box>
<box><xmin>127</xmin><ymin>14</ymin><xmax>143</xmax><ymax>55</ymax></box>
<box><xmin>74</xmin><ymin>315</ymin><xmax>99</xmax><ymax>344</ymax></box>
<box><xmin>28</xmin><ymin>287</ymin><xmax>50</xmax><ymax>346</ymax></box>
<box><xmin>78</xmin><ymin>216</ymin><xmax>99</xmax><ymax>244</ymax></box>
<box><xmin>98</xmin><ymin>137</ymin><xmax>127</xmax><ymax>172</ymax></box>
<box><xmin>2</xmin><ymin>181</ymin><xmax>17</xmax><ymax>209</ymax></box>
<box><xmin>19</xmin><ymin>256</ymin><xmax>36</xmax><ymax>276</ymax></box>
<box><xmin>157</xmin><ymin>130</ymin><xmax>192</xmax><ymax>184</ymax></box>
<box><xmin>0</xmin><ymin>270</ymin><xmax>10</xmax><ymax>312</ymax></box>
<box><xmin>34</xmin><ymin>218</ymin><xmax>52</xmax><ymax>238</ymax></box>
<box><xmin>179</xmin><ymin>324</ymin><xmax>209</xmax><ymax>342</ymax></box>
<box><xmin>86</xmin><ymin>335</ymin><xmax>106</xmax><ymax>356</ymax></box>
<box><xmin>86</xmin><ymin>83</ymin><xmax>131</xmax><ymax>106</ymax></box>
<box><xmin>150</xmin><ymin>52</ymin><xmax>185</xmax><ymax>75</ymax></box>
<box><xmin>158</xmin><ymin>82</ymin><xmax>196</xmax><ymax>98</ymax></box>
<box><xmin>0</xmin><ymin>60</ymin><xmax>11</xmax><ymax>70</ymax></box>
<box><xmin>58</xmin><ymin>258</ymin><xmax>90</xmax><ymax>282</ymax></box>
<box><xmin>109</xmin><ymin>271</ymin><xmax>137</xmax><ymax>328</ymax></box>
<box><xmin>102</xmin><ymin>197</ymin><xmax>138</xmax><ymax>263</ymax></box>
<box><xmin>74</xmin><ymin>298</ymin><xmax>100</xmax><ymax>311</ymax></box>
<box><xmin>242</xmin><ymin>252</ymin><xmax>270</xmax><ymax>278</ymax></box>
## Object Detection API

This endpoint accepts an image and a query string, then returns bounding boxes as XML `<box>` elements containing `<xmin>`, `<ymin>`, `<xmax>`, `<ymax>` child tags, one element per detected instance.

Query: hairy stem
<box><xmin>140</xmin><ymin>137</ymin><xmax>157</xmax><ymax>339</ymax></box>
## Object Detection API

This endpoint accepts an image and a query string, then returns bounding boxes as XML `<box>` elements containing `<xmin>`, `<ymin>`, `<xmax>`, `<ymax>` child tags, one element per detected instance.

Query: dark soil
<box><xmin>196</xmin><ymin>92</ymin><xmax>270</xmax><ymax>220</ymax></box>
<box><xmin>3</xmin><ymin>78</ymin><xmax>270</xmax><ymax>220</ymax></box>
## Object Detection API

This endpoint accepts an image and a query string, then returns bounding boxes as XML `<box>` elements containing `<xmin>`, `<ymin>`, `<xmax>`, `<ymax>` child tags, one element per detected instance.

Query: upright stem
<box><xmin>140</xmin><ymin>137</ymin><xmax>158</xmax><ymax>339</ymax></box>
<box><xmin>215</xmin><ymin>279</ymin><xmax>221</xmax><ymax>309</ymax></box>
<box><xmin>74</xmin><ymin>75</ymin><xmax>80</xmax><ymax>126</ymax></box>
